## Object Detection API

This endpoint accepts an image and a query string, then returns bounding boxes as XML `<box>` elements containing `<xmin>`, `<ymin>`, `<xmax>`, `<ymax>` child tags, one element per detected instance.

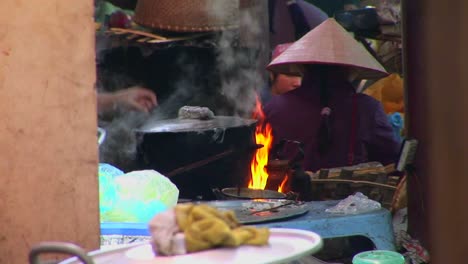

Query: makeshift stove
<box><xmin>135</xmin><ymin>116</ymin><xmax>259</xmax><ymax>200</ymax></box>
<box><xmin>265</xmin><ymin>140</ymin><xmax>313</xmax><ymax>201</ymax></box>
<box><xmin>240</xmin><ymin>97</ymin><xmax>312</xmax><ymax>201</ymax></box>
<box><xmin>213</xmin><ymin>99</ymin><xmax>313</xmax><ymax>201</ymax></box>
<box><xmin>135</xmin><ymin>99</ymin><xmax>312</xmax><ymax>201</ymax></box>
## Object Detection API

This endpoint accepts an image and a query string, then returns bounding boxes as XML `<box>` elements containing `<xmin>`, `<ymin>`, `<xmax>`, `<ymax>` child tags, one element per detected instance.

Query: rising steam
<box><xmin>98</xmin><ymin>2</ymin><xmax>269</xmax><ymax>170</ymax></box>
<box><xmin>214</xmin><ymin>1</ymin><xmax>268</xmax><ymax>117</ymax></box>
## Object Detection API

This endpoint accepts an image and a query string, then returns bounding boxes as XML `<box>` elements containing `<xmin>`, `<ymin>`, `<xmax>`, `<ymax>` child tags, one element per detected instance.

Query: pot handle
<box><xmin>211</xmin><ymin>188</ymin><xmax>225</xmax><ymax>200</ymax></box>
<box><xmin>29</xmin><ymin>242</ymin><xmax>95</xmax><ymax>264</ymax></box>
<box><xmin>271</xmin><ymin>139</ymin><xmax>305</xmax><ymax>166</ymax></box>
<box><xmin>97</xmin><ymin>127</ymin><xmax>106</xmax><ymax>146</ymax></box>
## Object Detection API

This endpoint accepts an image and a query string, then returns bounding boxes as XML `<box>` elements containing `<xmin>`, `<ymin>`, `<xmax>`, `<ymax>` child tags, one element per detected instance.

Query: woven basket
<box><xmin>134</xmin><ymin>0</ymin><xmax>240</xmax><ymax>32</ymax></box>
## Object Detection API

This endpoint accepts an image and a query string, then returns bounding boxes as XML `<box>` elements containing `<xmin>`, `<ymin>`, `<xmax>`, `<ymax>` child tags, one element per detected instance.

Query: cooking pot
<box><xmin>136</xmin><ymin>116</ymin><xmax>256</xmax><ymax>133</ymax></box>
<box><xmin>135</xmin><ymin>116</ymin><xmax>258</xmax><ymax>199</ymax></box>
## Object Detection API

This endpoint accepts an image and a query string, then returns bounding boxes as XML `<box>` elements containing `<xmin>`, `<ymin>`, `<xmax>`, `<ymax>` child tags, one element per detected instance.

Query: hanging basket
<box><xmin>134</xmin><ymin>0</ymin><xmax>240</xmax><ymax>32</ymax></box>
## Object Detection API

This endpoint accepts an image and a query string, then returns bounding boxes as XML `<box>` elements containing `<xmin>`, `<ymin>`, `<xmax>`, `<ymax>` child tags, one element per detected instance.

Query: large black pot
<box><xmin>135</xmin><ymin>116</ymin><xmax>258</xmax><ymax>199</ymax></box>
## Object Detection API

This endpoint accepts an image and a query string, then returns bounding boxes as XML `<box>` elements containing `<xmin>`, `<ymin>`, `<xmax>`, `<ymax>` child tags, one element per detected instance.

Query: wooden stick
<box><xmin>109</xmin><ymin>28</ymin><xmax>167</xmax><ymax>40</ymax></box>
<box><xmin>165</xmin><ymin>149</ymin><xmax>235</xmax><ymax>178</ymax></box>
<box><xmin>137</xmin><ymin>37</ymin><xmax>151</xmax><ymax>43</ymax></box>
<box><xmin>311</xmin><ymin>178</ymin><xmax>397</xmax><ymax>190</ymax></box>
<box><xmin>127</xmin><ymin>34</ymin><xmax>141</xmax><ymax>40</ymax></box>
<box><xmin>248</xmin><ymin>201</ymin><xmax>296</xmax><ymax>215</ymax></box>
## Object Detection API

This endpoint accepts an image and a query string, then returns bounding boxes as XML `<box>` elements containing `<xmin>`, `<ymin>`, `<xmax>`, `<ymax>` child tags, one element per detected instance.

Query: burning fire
<box><xmin>277</xmin><ymin>175</ymin><xmax>289</xmax><ymax>193</ymax></box>
<box><xmin>248</xmin><ymin>96</ymin><xmax>277</xmax><ymax>191</ymax></box>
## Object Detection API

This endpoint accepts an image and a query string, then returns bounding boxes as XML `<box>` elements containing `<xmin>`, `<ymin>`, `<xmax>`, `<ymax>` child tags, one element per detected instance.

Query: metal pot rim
<box><xmin>135</xmin><ymin>116</ymin><xmax>257</xmax><ymax>133</ymax></box>
<box><xmin>221</xmin><ymin>187</ymin><xmax>287</xmax><ymax>199</ymax></box>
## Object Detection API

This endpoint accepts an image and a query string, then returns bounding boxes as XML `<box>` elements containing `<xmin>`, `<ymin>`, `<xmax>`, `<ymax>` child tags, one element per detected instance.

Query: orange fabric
<box><xmin>364</xmin><ymin>73</ymin><xmax>405</xmax><ymax>114</ymax></box>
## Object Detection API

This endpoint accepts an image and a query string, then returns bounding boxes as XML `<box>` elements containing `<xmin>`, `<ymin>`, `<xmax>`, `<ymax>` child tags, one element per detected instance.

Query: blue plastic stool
<box><xmin>255</xmin><ymin>200</ymin><xmax>396</xmax><ymax>251</ymax></box>
<box><xmin>101</xmin><ymin>200</ymin><xmax>395</xmax><ymax>251</ymax></box>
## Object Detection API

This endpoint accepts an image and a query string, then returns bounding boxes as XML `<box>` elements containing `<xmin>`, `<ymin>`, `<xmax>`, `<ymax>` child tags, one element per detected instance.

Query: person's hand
<box><xmin>113</xmin><ymin>86</ymin><xmax>158</xmax><ymax>113</ymax></box>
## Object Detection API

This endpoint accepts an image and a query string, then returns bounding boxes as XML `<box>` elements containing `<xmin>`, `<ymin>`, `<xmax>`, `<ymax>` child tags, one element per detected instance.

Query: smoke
<box><xmin>98</xmin><ymin>111</ymin><xmax>148</xmax><ymax>171</ymax></box>
<box><xmin>148</xmin><ymin>53</ymin><xmax>206</xmax><ymax>120</ymax></box>
<box><xmin>97</xmin><ymin>2</ymin><xmax>269</xmax><ymax>170</ymax></box>
<box><xmin>212</xmin><ymin>1</ymin><xmax>268</xmax><ymax>118</ymax></box>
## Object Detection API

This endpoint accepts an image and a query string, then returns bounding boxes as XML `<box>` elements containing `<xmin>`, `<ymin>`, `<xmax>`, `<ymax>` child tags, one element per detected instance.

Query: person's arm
<box><xmin>97</xmin><ymin>86</ymin><xmax>158</xmax><ymax>114</ymax></box>
<box><xmin>368</xmin><ymin>102</ymin><xmax>401</xmax><ymax>165</ymax></box>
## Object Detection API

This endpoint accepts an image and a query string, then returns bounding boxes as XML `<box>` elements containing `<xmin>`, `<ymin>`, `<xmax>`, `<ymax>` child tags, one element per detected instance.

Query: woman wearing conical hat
<box><xmin>268</xmin><ymin>43</ymin><xmax>303</xmax><ymax>96</ymax></box>
<box><xmin>265</xmin><ymin>18</ymin><xmax>401</xmax><ymax>172</ymax></box>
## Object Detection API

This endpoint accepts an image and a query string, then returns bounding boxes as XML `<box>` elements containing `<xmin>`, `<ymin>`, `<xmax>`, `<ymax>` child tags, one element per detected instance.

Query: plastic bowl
<box><xmin>353</xmin><ymin>250</ymin><xmax>405</xmax><ymax>264</ymax></box>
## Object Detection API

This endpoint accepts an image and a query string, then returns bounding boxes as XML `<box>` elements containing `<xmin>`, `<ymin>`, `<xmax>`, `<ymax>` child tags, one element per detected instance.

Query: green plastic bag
<box><xmin>99</xmin><ymin>168</ymin><xmax>179</xmax><ymax>223</ymax></box>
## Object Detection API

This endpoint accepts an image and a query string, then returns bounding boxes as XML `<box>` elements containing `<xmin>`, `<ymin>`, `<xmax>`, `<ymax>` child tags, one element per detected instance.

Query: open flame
<box><xmin>248</xmin><ymin>96</ymin><xmax>277</xmax><ymax>190</ymax></box>
<box><xmin>277</xmin><ymin>175</ymin><xmax>289</xmax><ymax>193</ymax></box>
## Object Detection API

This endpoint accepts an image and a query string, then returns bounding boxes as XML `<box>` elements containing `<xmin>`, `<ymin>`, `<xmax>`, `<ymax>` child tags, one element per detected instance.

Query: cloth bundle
<box><xmin>149</xmin><ymin>204</ymin><xmax>270</xmax><ymax>255</ymax></box>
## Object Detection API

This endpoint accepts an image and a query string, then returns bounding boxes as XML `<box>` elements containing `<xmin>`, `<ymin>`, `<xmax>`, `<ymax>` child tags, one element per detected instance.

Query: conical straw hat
<box><xmin>272</xmin><ymin>43</ymin><xmax>293</xmax><ymax>60</ymax></box>
<box><xmin>267</xmin><ymin>18</ymin><xmax>388</xmax><ymax>80</ymax></box>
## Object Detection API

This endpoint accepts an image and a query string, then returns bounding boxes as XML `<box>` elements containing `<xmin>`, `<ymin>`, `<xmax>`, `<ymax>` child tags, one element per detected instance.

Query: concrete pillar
<box><xmin>403</xmin><ymin>0</ymin><xmax>468</xmax><ymax>261</ymax></box>
<box><xmin>0</xmin><ymin>0</ymin><xmax>99</xmax><ymax>263</ymax></box>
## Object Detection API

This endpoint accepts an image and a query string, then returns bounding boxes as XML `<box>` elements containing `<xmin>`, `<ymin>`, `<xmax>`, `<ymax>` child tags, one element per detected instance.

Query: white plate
<box><xmin>61</xmin><ymin>228</ymin><xmax>322</xmax><ymax>264</ymax></box>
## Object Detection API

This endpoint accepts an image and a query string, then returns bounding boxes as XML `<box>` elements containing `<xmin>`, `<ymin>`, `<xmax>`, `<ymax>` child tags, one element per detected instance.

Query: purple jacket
<box><xmin>264</xmin><ymin>73</ymin><xmax>401</xmax><ymax>172</ymax></box>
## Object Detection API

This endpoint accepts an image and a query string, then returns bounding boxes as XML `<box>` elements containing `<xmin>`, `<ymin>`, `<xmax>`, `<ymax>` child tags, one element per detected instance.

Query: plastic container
<box><xmin>353</xmin><ymin>250</ymin><xmax>405</xmax><ymax>264</ymax></box>
<box><xmin>99</xmin><ymin>167</ymin><xmax>178</xmax><ymax>223</ymax></box>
